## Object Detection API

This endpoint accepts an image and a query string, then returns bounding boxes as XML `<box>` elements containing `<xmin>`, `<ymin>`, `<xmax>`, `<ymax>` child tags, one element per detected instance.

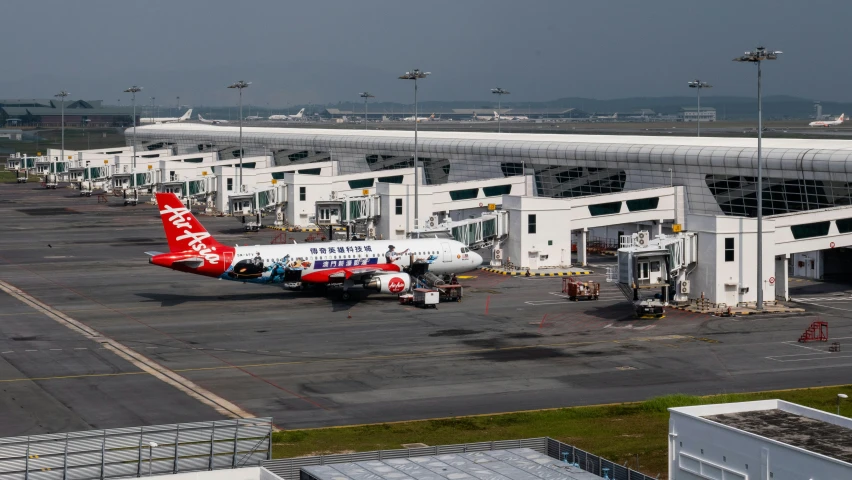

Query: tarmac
<box><xmin>478</xmin><ymin>267</ymin><xmax>592</xmax><ymax>277</ymax></box>
<box><xmin>2</xmin><ymin>182</ymin><xmax>852</xmax><ymax>438</ymax></box>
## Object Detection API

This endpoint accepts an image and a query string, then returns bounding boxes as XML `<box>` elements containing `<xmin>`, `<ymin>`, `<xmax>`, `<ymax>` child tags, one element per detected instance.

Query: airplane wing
<box><xmin>302</xmin><ymin>264</ymin><xmax>399</xmax><ymax>283</ymax></box>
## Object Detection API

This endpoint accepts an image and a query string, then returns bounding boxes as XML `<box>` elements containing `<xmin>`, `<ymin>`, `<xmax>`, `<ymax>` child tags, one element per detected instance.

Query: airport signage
<box><xmin>672</xmin><ymin>224</ymin><xmax>682</xmax><ymax>232</ymax></box>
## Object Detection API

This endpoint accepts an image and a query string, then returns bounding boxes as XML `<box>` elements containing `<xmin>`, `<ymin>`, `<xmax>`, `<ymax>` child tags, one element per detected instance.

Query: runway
<box><xmin>1</xmin><ymin>183</ymin><xmax>850</xmax><ymax>436</ymax></box>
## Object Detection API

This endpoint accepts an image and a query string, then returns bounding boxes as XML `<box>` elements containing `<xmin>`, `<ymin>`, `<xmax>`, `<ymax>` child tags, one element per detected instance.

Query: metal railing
<box><xmin>0</xmin><ymin>418</ymin><xmax>273</xmax><ymax>480</ymax></box>
<box><xmin>263</xmin><ymin>437</ymin><xmax>656</xmax><ymax>480</ymax></box>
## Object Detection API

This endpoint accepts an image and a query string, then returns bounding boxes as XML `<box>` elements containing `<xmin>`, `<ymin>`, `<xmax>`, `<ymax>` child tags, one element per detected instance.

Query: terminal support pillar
<box><xmin>577</xmin><ymin>229</ymin><xmax>587</xmax><ymax>267</ymax></box>
<box><xmin>775</xmin><ymin>254</ymin><xmax>790</xmax><ymax>301</ymax></box>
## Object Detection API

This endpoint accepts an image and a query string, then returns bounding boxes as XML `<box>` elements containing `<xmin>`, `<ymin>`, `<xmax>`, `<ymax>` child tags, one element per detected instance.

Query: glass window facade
<box><xmin>129</xmin><ymin>126</ymin><xmax>852</xmax><ymax>219</ymax></box>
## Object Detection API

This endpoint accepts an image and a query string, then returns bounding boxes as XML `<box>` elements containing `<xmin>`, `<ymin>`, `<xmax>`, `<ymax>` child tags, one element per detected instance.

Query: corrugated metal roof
<box><xmin>300</xmin><ymin>449</ymin><xmax>598</xmax><ymax>480</ymax></box>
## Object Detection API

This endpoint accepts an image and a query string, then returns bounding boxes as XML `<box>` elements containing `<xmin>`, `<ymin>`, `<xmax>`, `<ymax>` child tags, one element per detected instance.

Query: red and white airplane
<box><xmin>809</xmin><ymin>113</ymin><xmax>845</xmax><ymax>127</ymax></box>
<box><xmin>147</xmin><ymin>193</ymin><xmax>482</xmax><ymax>300</ymax></box>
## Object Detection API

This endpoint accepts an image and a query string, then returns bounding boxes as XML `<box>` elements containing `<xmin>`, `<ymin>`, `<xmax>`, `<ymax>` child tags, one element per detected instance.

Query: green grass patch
<box><xmin>0</xmin><ymin>170</ymin><xmax>40</xmax><ymax>183</ymax></box>
<box><xmin>271</xmin><ymin>386</ymin><xmax>852</xmax><ymax>478</ymax></box>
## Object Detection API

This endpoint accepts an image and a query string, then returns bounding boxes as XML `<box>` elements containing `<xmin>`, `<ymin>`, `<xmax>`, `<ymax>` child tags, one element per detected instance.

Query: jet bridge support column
<box><xmin>775</xmin><ymin>254</ymin><xmax>790</xmax><ymax>301</ymax></box>
<box><xmin>576</xmin><ymin>228</ymin><xmax>588</xmax><ymax>267</ymax></box>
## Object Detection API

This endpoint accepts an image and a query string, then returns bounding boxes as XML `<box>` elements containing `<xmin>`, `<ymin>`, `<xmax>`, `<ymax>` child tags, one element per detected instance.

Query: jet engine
<box><xmin>365</xmin><ymin>273</ymin><xmax>411</xmax><ymax>294</ymax></box>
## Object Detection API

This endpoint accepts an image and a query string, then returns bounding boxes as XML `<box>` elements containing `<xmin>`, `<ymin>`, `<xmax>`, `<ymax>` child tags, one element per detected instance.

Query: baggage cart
<box><xmin>562</xmin><ymin>277</ymin><xmax>600</xmax><ymax>301</ymax></box>
<box><xmin>436</xmin><ymin>284</ymin><xmax>463</xmax><ymax>302</ymax></box>
<box><xmin>413</xmin><ymin>288</ymin><xmax>439</xmax><ymax>308</ymax></box>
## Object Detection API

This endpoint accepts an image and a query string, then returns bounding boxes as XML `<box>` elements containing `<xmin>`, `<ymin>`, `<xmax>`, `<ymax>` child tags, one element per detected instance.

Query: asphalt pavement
<box><xmin>1</xmin><ymin>182</ymin><xmax>851</xmax><ymax>437</ymax></box>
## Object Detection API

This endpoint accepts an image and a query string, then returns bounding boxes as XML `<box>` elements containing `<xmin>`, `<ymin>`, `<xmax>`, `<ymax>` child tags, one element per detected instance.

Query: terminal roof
<box><xmin>135</xmin><ymin>123</ymin><xmax>852</xmax><ymax>151</ymax></box>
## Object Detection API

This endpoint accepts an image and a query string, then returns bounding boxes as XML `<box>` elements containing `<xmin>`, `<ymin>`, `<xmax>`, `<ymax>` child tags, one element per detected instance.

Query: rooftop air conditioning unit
<box><xmin>637</xmin><ymin>230</ymin><xmax>649</xmax><ymax>248</ymax></box>
<box><xmin>680</xmin><ymin>280</ymin><xmax>690</xmax><ymax>294</ymax></box>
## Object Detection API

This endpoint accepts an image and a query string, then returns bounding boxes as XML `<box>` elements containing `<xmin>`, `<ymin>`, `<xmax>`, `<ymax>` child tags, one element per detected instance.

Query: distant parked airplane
<box><xmin>197</xmin><ymin>114</ymin><xmax>229</xmax><ymax>125</ymax></box>
<box><xmin>809</xmin><ymin>113</ymin><xmax>845</xmax><ymax>127</ymax></box>
<box><xmin>269</xmin><ymin>108</ymin><xmax>306</xmax><ymax>120</ymax></box>
<box><xmin>140</xmin><ymin>109</ymin><xmax>192</xmax><ymax>125</ymax></box>
<box><xmin>402</xmin><ymin>113</ymin><xmax>435</xmax><ymax>122</ymax></box>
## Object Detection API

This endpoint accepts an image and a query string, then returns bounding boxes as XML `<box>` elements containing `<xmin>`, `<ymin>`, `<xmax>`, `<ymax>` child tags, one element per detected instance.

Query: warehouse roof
<box><xmin>300</xmin><ymin>448</ymin><xmax>599</xmax><ymax>480</ymax></box>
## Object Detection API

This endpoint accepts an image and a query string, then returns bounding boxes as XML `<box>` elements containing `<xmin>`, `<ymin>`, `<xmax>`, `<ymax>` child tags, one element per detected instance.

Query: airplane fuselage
<box><xmin>152</xmin><ymin>238</ymin><xmax>480</xmax><ymax>284</ymax></box>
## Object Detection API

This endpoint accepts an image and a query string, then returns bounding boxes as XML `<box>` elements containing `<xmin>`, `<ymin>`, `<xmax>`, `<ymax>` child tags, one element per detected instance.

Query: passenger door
<box><xmin>441</xmin><ymin>242</ymin><xmax>452</xmax><ymax>263</ymax></box>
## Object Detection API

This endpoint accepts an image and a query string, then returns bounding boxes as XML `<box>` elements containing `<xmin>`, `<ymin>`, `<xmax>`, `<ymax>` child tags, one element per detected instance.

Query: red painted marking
<box><xmin>485</xmin><ymin>295</ymin><xmax>490</xmax><ymax>315</ymax></box>
<box><xmin>387</xmin><ymin>277</ymin><xmax>406</xmax><ymax>293</ymax></box>
<box><xmin>538</xmin><ymin>313</ymin><xmax>549</xmax><ymax>329</ymax></box>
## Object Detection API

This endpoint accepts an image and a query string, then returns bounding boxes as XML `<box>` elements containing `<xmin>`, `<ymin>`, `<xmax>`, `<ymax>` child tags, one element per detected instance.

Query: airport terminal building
<box><xmin>129</xmin><ymin>124</ymin><xmax>852</xmax><ymax>219</ymax></box>
<box><xmin>22</xmin><ymin>123</ymin><xmax>849</xmax><ymax>307</ymax></box>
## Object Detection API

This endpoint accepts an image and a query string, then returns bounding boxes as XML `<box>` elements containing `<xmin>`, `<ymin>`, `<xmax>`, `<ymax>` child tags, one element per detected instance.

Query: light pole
<box><xmin>734</xmin><ymin>46</ymin><xmax>781</xmax><ymax>311</ymax></box>
<box><xmin>399</xmin><ymin>69</ymin><xmax>430</xmax><ymax>237</ymax></box>
<box><xmin>176</xmin><ymin>96</ymin><xmax>180</xmax><ymax>116</ymax></box>
<box><xmin>123</xmin><ymin>86</ymin><xmax>142</xmax><ymax>169</ymax></box>
<box><xmin>54</xmin><ymin>90</ymin><xmax>69</xmax><ymax>171</ymax></box>
<box><xmin>838</xmin><ymin>394</ymin><xmax>848</xmax><ymax>415</ymax></box>
<box><xmin>491</xmin><ymin>87</ymin><xmax>510</xmax><ymax>133</ymax></box>
<box><xmin>228</xmin><ymin>80</ymin><xmax>251</xmax><ymax>192</ymax></box>
<box><xmin>687</xmin><ymin>80</ymin><xmax>711</xmax><ymax>137</ymax></box>
<box><xmin>359</xmin><ymin>92</ymin><xmax>374</xmax><ymax>130</ymax></box>
<box><xmin>150</xmin><ymin>97</ymin><xmax>155</xmax><ymax>122</ymax></box>
<box><xmin>147</xmin><ymin>441</ymin><xmax>158</xmax><ymax>476</ymax></box>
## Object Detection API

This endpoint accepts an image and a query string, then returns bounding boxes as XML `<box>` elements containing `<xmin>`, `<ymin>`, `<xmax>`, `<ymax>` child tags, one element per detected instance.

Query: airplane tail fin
<box><xmin>493</xmin><ymin>111</ymin><xmax>499</xmax><ymax>119</ymax></box>
<box><xmin>840</xmin><ymin>113</ymin><xmax>846</xmax><ymax>122</ymax></box>
<box><xmin>197</xmin><ymin>114</ymin><xmax>205</xmax><ymax>122</ymax></box>
<box><xmin>295</xmin><ymin>108</ymin><xmax>305</xmax><ymax>118</ymax></box>
<box><xmin>155</xmin><ymin>193</ymin><xmax>224</xmax><ymax>252</ymax></box>
<box><xmin>180</xmin><ymin>109</ymin><xmax>192</xmax><ymax>121</ymax></box>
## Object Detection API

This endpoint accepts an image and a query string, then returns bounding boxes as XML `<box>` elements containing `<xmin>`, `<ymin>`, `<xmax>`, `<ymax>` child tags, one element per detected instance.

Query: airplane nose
<box><xmin>471</xmin><ymin>251</ymin><xmax>483</xmax><ymax>266</ymax></box>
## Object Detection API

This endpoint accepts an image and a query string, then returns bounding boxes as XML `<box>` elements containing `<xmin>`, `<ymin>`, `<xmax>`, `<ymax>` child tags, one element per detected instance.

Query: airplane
<box><xmin>494</xmin><ymin>111</ymin><xmax>529</xmax><ymax>121</ymax></box>
<box><xmin>197</xmin><ymin>114</ymin><xmax>229</xmax><ymax>125</ymax></box>
<box><xmin>147</xmin><ymin>193</ymin><xmax>482</xmax><ymax>301</ymax></box>
<box><xmin>268</xmin><ymin>108</ymin><xmax>306</xmax><ymax>120</ymax></box>
<box><xmin>471</xmin><ymin>111</ymin><xmax>494</xmax><ymax>121</ymax></box>
<box><xmin>140</xmin><ymin>109</ymin><xmax>193</xmax><ymax>125</ymax></box>
<box><xmin>402</xmin><ymin>113</ymin><xmax>435</xmax><ymax>122</ymax></box>
<box><xmin>245</xmin><ymin>115</ymin><xmax>264</xmax><ymax>121</ymax></box>
<box><xmin>809</xmin><ymin>113</ymin><xmax>845</xmax><ymax>127</ymax></box>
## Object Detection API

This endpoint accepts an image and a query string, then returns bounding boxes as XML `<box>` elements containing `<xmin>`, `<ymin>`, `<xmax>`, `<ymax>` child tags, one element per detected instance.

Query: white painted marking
<box><xmin>0</xmin><ymin>279</ymin><xmax>253</xmax><ymax>419</ymax></box>
<box><xmin>1</xmin><ymin>351</ymin><xmax>13</xmax><ymax>354</ymax></box>
<box><xmin>49</xmin><ymin>348</ymin><xmax>62</xmax><ymax>351</ymax></box>
<box><xmin>794</xmin><ymin>301</ymin><xmax>852</xmax><ymax>313</ymax></box>
<box><xmin>74</xmin><ymin>347</ymin><xmax>87</xmax><ymax>350</ymax></box>
<box><xmin>782</xmin><ymin>341</ymin><xmax>829</xmax><ymax>353</ymax></box>
<box><xmin>145</xmin><ymin>346</ymin><xmax>158</xmax><ymax>349</ymax></box>
<box><xmin>767</xmin><ymin>355</ymin><xmax>852</xmax><ymax>362</ymax></box>
<box><xmin>604</xmin><ymin>324</ymin><xmax>657</xmax><ymax>331</ymax></box>
<box><xmin>25</xmin><ymin>349</ymin><xmax>37</xmax><ymax>352</ymax></box>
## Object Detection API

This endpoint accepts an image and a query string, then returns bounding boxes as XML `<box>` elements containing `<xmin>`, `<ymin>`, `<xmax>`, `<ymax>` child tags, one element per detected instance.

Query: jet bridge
<box><xmin>614</xmin><ymin>231</ymin><xmax>698</xmax><ymax>305</ymax></box>
<box><xmin>160</xmin><ymin>175</ymin><xmax>217</xmax><ymax>211</ymax></box>
<box><xmin>419</xmin><ymin>211</ymin><xmax>509</xmax><ymax>264</ymax></box>
<box><xmin>229</xmin><ymin>183</ymin><xmax>287</xmax><ymax>231</ymax></box>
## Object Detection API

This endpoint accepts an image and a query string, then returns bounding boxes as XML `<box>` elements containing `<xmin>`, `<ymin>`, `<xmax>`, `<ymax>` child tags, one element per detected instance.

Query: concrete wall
<box><xmin>502</xmin><ymin>196</ymin><xmax>572</xmax><ymax>269</ymax></box>
<box><xmin>688</xmin><ymin>215</ymin><xmax>776</xmax><ymax>305</ymax></box>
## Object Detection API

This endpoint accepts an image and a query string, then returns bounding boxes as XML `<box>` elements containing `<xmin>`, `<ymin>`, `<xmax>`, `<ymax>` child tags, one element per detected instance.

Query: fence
<box><xmin>263</xmin><ymin>437</ymin><xmax>656</xmax><ymax>480</ymax></box>
<box><xmin>0</xmin><ymin>418</ymin><xmax>273</xmax><ymax>480</ymax></box>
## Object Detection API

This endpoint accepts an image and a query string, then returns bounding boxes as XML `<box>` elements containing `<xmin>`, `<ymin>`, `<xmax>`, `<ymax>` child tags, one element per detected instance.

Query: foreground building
<box><xmin>670</xmin><ymin>399</ymin><xmax>852</xmax><ymax>479</ymax></box>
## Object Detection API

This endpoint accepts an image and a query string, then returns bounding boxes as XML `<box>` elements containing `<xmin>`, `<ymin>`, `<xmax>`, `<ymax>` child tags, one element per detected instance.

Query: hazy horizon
<box><xmin>5</xmin><ymin>0</ymin><xmax>851</xmax><ymax>107</ymax></box>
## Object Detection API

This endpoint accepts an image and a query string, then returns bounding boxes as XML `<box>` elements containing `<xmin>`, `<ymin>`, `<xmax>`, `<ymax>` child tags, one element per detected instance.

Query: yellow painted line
<box><xmin>457</xmin><ymin>275</ymin><xmax>476</xmax><ymax>279</ymax></box>
<box><xmin>0</xmin><ymin>371</ymin><xmax>148</xmax><ymax>383</ymax></box>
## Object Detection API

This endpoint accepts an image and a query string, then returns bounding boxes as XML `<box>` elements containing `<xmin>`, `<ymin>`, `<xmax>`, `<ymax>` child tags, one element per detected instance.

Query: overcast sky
<box><xmin>5</xmin><ymin>0</ymin><xmax>850</xmax><ymax>107</ymax></box>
